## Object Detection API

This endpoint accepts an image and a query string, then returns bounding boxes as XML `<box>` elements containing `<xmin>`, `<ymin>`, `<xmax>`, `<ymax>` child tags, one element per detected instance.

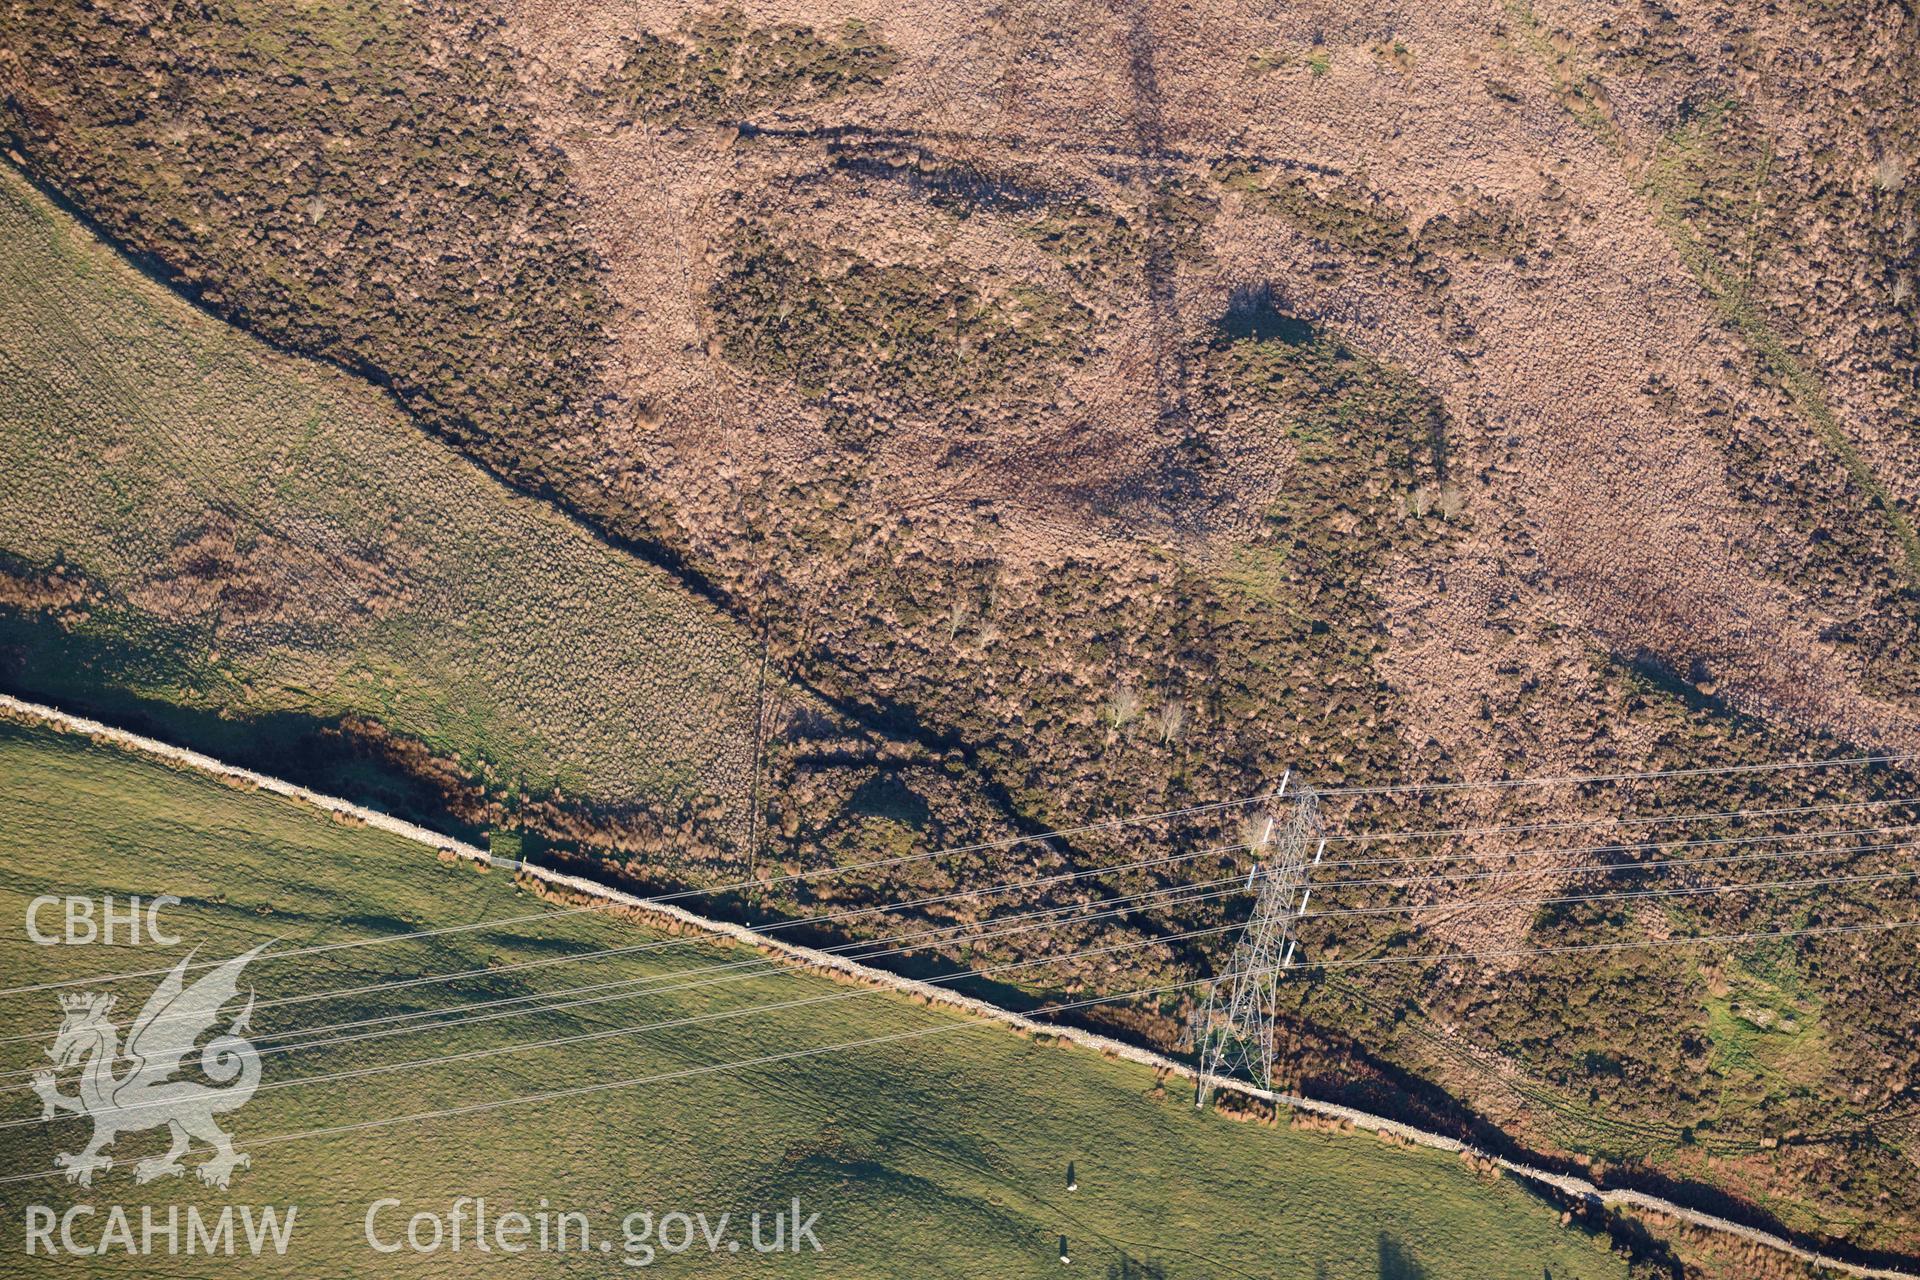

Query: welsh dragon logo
<box><xmin>31</xmin><ymin>946</ymin><xmax>265</xmax><ymax>1188</ymax></box>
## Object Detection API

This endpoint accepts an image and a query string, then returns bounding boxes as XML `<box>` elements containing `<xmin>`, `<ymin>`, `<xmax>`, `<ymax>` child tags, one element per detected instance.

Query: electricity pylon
<box><xmin>1192</xmin><ymin>772</ymin><xmax>1324</xmax><ymax>1107</ymax></box>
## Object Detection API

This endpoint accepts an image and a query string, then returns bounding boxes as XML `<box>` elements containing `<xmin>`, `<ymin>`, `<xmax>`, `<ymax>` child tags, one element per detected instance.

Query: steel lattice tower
<box><xmin>1192</xmin><ymin>773</ymin><xmax>1325</xmax><ymax>1107</ymax></box>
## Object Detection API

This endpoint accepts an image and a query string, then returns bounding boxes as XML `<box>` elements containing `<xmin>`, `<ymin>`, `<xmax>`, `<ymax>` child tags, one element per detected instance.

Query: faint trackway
<box><xmin>2</xmin><ymin>691</ymin><xmax>1914</xmax><ymax>1280</ymax></box>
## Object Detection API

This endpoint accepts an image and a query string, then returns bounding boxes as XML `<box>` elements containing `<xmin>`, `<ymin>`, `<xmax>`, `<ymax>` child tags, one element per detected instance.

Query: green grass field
<box><xmin>0</xmin><ymin>719</ymin><xmax>1630</xmax><ymax>1278</ymax></box>
<box><xmin>0</xmin><ymin>162</ymin><xmax>763</xmax><ymax>822</ymax></box>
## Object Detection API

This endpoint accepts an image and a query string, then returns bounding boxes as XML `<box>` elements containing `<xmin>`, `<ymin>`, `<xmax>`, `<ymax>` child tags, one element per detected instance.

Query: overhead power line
<box><xmin>5</xmin><ymin>914</ymin><xmax>1918</xmax><ymax>1188</ymax></box>
<box><xmin>0</xmin><ymin>785</ymin><xmax>1297</xmax><ymax>999</ymax></box>
<box><xmin>1316</xmin><ymin>752</ymin><xmax>1916</xmax><ymax>799</ymax></box>
<box><xmin>1298</xmin><ymin>867</ymin><xmax>1920</xmax><ymax>926</ymax></box>
<box><xmin>1</xmin><ymin>873</ymin><xmax>1257</xmax><ymax>1088</ymax></box>
<box><xmin>17</xmin><ymin>826</ymin><xmax>1906</xmax><ymax>1091</ymax></box>
<box><xmin>1314</xmin><ymin>799</ymin><xmax>1918</xmax><ymax>862</ymax></box>
<box><xmin>1309</xmin><ymin>826</ymin><xmax>1920</xmax><ymax>889</ymax></box>
<box><xmin>23</xmin><ymin>854</ymin><xmax>1914</xmax><ymax>1133</ymax></box>
<box><xmin>8</xmin><ymin>918</ymin><xmax>1250</xmax><ymax>1131</ymax></box>
<box><xmin>7</xmin><ymin>811</ymin><xmax>1908</xmax><ymax>1066</ymax></box>
<box><xmin>4</xmin><ymin>749</ymin><xmax>1906</xmax><ymax>997</ymax></box>
<box><xmin>13</xmin><ymin>818</ymin><xmax>1902</xmax><ymax>1087</ymax></box>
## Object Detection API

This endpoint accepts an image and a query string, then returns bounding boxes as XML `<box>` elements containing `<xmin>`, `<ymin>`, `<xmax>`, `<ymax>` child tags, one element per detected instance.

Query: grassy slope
<box><xmin>0</xmin><ymin>719</ymin><xmax>1629</xmax><ymax>1279</ymax></box>
<box><xmin>0</xmin><ymin>21</ymin><xmax>1907</xmax><ymax>1262</ymax></box>
<box><xmin>2</xmin><ymin>131</ymin><xmax>1914</xmax><ymax>1263</ymax></box>
<box><xmin>0</xmin><ymin>163</ymin><xmax>760</xmax><ymax>819</ymax></box>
